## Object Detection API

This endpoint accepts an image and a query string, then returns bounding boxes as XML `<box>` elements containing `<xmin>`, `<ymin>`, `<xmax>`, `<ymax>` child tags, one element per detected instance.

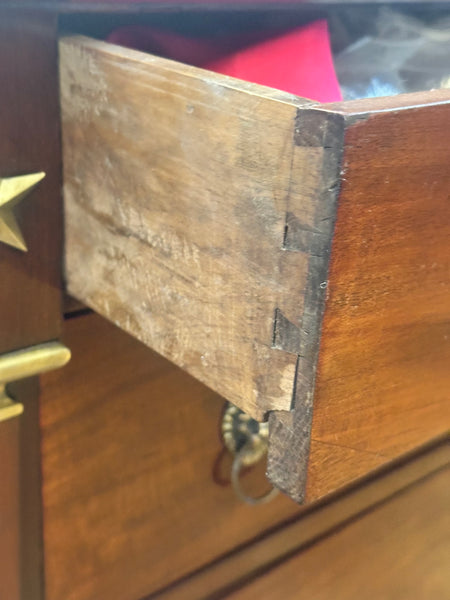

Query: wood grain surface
<box><xmin>0</xmin><ymin>379</ymin><xmax>44</xmax><ymax>600</ymax></box>
<box><xmin>40</xmin><ymin>312</ymin><xmax>300</xmax><ymax>600</ymax></box>
<box><xmin>0</xmin><ymin>10</ymin><xmax>63</xmax><ymax>599</ymax></box>
<box><xmin>269</xmin><ymin>90</ymin><xmax>450</xmax><ymax>502</ymax></box>
<box><xmin>229</xmin><ymin>467</ymin><xmax>450</xmax><ymax>600</ymax></box>
<box><xmin>60</xmin><ymin>35</ymin><xmax>343</xmax><ymax>421</ymax></box>
<box><xmin>12</xmin><ymin>377</ymin><xmax>46</xmax><ymax>600</ymax></box>
<box><xmin>0</xmin><ymin>384</ymin><xmax>44</xmax><ymax>600</ymax></box>
<box><xmin>152</xmin><ymin>439</ymin><xmax>449</xmax><ymax>600</ymax></box>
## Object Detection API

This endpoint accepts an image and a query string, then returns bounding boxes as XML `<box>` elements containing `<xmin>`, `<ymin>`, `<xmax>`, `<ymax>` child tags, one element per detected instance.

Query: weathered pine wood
<box><xmin>268</xmin><ymin>90</ymin><xmax>450</xmax><ymax>502</ymax></box>
<box><xmin>230</xmin><ymin>466</ymin><xmax>450</xmax><ymax>600</ymax></box>
<box><xmin>60</xmin><ymin>35</ymin><xmax>342</xmax><ymax>420</ymax></box>
<box><xmin>40</xmin><ymin>312</ymin><xmax>300</xmax><ymax>600</ymax></box>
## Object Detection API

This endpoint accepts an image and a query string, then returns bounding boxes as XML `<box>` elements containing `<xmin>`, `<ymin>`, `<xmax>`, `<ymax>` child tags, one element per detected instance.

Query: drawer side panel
<box><xmin>60</xmin><ymin>36</ymin><xmax>338</xmax><ymax>420</ymax></box>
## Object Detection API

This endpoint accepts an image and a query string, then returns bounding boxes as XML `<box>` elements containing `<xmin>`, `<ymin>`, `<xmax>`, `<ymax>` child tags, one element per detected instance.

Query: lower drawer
<box><xmin>39</xmin><ymin>313</ymin><xmax>299</xmax><ymax>600</ymax></box>
<box><xmin>39</xmin><ymin>312</ymin><xmax>448</xmax><ymax>600</ymax></box>
<box><xmin>229</xmin><ymin>468</ymin><xmax>449</xmax><ymax>600</ymax></box>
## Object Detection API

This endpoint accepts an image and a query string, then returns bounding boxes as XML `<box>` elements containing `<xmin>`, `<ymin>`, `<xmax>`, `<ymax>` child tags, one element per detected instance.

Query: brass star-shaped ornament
<box><xmin>0</xmin><ymin>172</ymin><xmax>45</xmax><ymax>251</ymax></box>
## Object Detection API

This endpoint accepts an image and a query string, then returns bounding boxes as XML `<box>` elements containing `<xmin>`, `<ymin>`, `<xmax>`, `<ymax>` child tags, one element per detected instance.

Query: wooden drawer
<box><xmin>59</xmin><ymin>34</ymin><xmax>450</xmax><ymax>504</ymax></box>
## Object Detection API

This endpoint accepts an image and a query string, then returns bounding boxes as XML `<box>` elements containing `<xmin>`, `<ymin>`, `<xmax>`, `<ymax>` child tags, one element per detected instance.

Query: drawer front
<box><xmin>40</xmin><ymin>313</ymin><xmax>299</xmax><ymax>600</ymax></box>
<box><xmin>60</xmin><ymin>35</ymin><xmax>450</xmax><ymax>504</ymax></box>
<box><xmin>268</xmin><ymin>92</ymin><xmax>450</xmax><ymax>502</ymax></box>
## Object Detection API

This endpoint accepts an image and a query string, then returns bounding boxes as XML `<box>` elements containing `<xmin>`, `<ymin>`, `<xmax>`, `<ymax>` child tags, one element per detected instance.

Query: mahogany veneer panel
<box><xmin>155</xmin><ymin>440</ymin><xmax>449</xmax><ymax>600</ymax></box>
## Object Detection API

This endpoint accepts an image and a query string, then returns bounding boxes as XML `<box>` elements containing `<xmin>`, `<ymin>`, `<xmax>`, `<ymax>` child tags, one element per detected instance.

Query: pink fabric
<box><xmin>206</xmin><ymin>21</ymin><xmax>341</xmax><ymax>102</ymax></box>
<box><xmin>108</xmin><ymin>20</ymin><xmax>342</xmax><ymax>103</ymax></box>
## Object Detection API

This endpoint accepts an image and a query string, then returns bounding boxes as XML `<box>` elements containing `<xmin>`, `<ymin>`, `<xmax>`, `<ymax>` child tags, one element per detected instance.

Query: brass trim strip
<box><xmin>0</xmin><ymin>390</ymin><xmax>24</xmax><ymax>423</ymax></box>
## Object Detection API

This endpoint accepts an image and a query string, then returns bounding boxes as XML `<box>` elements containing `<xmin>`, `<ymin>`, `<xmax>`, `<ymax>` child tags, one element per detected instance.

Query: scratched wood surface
<box><xmin>268</xmin><ymin>90</ymin><xmax>450</xmax><ymax>502</ymax></box>
<box><xmin>60</xmin><ymin>35</ymin><xmax>343</xmax><ymax>420</ymax></box>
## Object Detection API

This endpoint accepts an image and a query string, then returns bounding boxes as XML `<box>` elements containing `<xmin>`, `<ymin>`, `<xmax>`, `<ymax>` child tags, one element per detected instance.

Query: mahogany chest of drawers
<box><xmin>0</xmin><ymin>2</ymin><xmax>448</xmax><ymax>599</ymax></box>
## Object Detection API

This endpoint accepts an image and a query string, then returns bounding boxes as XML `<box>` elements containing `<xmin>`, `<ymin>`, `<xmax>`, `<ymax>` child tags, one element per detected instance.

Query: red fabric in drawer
<box><xmin>206</xmin><ymin>21</ymin><xmax>341</xmax><ymax>102</ymax></box>
<box><xmin>108</xmin><ymin>20</ymin><xmax>342</xmax><ymax>102</ymax></box>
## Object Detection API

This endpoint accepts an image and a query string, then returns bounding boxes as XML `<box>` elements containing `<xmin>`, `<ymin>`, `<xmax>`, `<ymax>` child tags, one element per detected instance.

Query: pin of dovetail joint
<box><xmin>0</xmin><ymin>172</ymin><xmax>45</xmax><ymax>251</ymax></box>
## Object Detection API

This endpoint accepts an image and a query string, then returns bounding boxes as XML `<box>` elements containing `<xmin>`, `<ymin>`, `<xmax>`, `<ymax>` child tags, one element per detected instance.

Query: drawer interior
<box><xmin>60</xmin><ymin>2</ymin><xmax>450</xmax><ymax>99</ymax></box>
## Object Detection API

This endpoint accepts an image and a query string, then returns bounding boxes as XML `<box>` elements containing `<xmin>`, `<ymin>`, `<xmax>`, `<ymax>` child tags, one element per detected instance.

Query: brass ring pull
<box><xmin>231</xmin><ymin>445</ymin><xmax>279</xmax><ymax>506</ymax></box>
<box><xmin>222</xmin><ymin>402</ymin><xmax>279</xmax><ymax>505</ymax></box>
